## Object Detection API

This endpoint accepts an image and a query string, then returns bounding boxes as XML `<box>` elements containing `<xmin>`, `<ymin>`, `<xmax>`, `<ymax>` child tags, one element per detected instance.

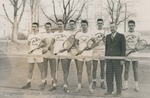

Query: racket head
<box><xmin>86</xmin><ymin>39</ymin><xmax>94</xmax><ymax>49</ymax></box>
<box><xmin>135</xmin><ymin>40</ymin><xmax>147</xmax><ymax>50</ymax></box>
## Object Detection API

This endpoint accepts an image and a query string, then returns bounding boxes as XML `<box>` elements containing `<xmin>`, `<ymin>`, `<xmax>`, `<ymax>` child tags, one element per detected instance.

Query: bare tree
<box><xmin>100</xmin><ymin>0</ymin><xmax>136</xmax><ymax>26</ymax></box>
<box><xmin>2</xmin><ymin>0</ymin><xmax>26</xmax><ymax>42</ymax></box>
<box><xmin>28</xmin><ymin>0</ymin><xmax>39</xmax><ymax>24</ymax></box>
<box><xmin>41</xmin><ymin>0</ymin><xmax>87</xmax><ymax>29</ymax></box>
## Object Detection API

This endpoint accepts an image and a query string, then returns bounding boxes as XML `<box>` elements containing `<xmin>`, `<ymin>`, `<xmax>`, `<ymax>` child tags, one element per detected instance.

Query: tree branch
<box><xmin>51</xmin><ymin>0</ymin><xmax>58</xmax><ymax>21</ymax></box>
<box><xmin>18</xmin><ymin>0</ymin><xmax>26</xmax><ymax>24</ymax></box>
<box><xmin>40</xmin><ymin>7</ymin><xmax>57</xmax><ymax>24</ymax></box>
<box><xmin>2</xmin><ymin>4</ymin><xmax>13</xmax><ymax>24</ymax></box>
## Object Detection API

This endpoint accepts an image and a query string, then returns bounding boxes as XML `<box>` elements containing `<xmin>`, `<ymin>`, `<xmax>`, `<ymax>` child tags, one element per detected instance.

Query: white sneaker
<box><xmin>75</xmin><ymin>87</ymin><xmax>81</xmax><ymax>93</ymax></box>
<box><xmin>135</xmin><ymin>86</ymin><xmax>140</xmax><ymax>92</ymax></box>
<box><xmin>89</xmin><ymin>88</ymin><xmax>94</xmax><ymax>94</ymax></box>
<box><xmin>122</xmin><ymin>84</ymin><xmax>128</xmax><ymax>90</ymax></box>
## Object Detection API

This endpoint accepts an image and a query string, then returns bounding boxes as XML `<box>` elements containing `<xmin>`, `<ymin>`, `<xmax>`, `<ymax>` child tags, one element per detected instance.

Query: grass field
<box><xmin>0</xmin><ymin>41</ymin><xmax>150</xmax><ymax>98</ymax></box>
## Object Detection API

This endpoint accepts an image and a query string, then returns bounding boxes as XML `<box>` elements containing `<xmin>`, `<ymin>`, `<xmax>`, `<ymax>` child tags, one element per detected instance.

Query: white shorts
<box><xmin>93</xmin><ymin>49</ymin><xmax>105</xmax><ymax>60</ymax></box>
<box><xmin>76</xmin><ymin>50</ymin><xmax>92</xmax><ymax>61</ymax></box>
<box><xmin>28</xmin><ymin>49</ymin><xmax>43</xmax><ymax>63</ymax></box>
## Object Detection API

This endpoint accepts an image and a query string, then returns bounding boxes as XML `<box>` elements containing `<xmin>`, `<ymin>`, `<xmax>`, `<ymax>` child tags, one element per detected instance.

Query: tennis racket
<box><xmin>28</xmin><ymin>39</ymin><xmax>46</xmax><ymax>54</ymax></box>
<box><xmin>126</xmin><ymin>39</ymin><xmax>147</xmax><ymax>56</ymax></box>
<box><xmin>76</xmin><ymin>38</ymin><xmax>94</xmax><ymax>56</ymax></box>
<box><xmin>54</xmin><ymin>31</ymin><xmax>80</xmax><ymax>55</ymax></box>
<box><xmin>89</xmin><ymin>28</ymin><xmax>108</xmax><ymax>49</ymax></box>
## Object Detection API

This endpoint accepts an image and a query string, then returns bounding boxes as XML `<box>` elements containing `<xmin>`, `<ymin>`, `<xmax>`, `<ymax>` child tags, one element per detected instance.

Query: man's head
<box><xmin>45</xmin><ymin>22</ymin><xmax>52</xmax><ymax>33</ymax></box>
<box><xmin>81</xmin><ymin>20</ymin><xmax>88</xmax><ymax>32</ymax></box>
<box><xmin>97</xmin><ymin>18</ymin><xmax>104</xmax><ymax>30</ymax></box>
<box><xmin>32</xmin><ymin>22</ymin><xmax>39</xmax><ymax>33</ymax></box>
<box><xmin>69</xmin><ymin>20</ymin><xmax>76</xmax><ymax>30</ymax></box>
<box><xmin>110</xmin><ymin>22</ymin><xmax>117</xmax><ymax>34</ymax></box>
<box><xmin>57</xmin><ymin>19</ymin><xmax>64</xmax><ymax>30</ymax></box>
<box><xmin>128</xmin><ymin>20</ymin><xmax>135</xmax><ymax>32</ymax></box>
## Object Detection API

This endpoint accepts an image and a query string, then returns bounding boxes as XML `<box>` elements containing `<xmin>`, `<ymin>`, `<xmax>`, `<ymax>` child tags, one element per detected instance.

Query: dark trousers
<box><xmin>106</xmin><ymin>59</ymin><xmax>123</xmax><ymax>94</ymax></box>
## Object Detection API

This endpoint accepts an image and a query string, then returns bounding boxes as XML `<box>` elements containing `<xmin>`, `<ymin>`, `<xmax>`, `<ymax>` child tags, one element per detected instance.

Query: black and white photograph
<box><xmin>0</xmin><ymin>0</ymin><xmax>150</xmax><ymax>98</ymax></box>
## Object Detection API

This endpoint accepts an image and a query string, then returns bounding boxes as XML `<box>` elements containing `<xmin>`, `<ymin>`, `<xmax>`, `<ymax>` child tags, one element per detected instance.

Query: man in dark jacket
<box><xmin>105</xmin><ymin>22</ymin><xmax>126</xmax><ymax>97</ymax></box>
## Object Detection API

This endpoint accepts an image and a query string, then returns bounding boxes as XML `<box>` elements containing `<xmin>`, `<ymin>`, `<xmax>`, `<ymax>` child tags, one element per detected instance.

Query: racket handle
<box><xmin>76</xmin><ymin>51</ymin><xmax>83</xmax><ymax>56</ymax></box>
<box><xmin>54</xmin><ymin>53</ymin><xmax>57</xmax><ymax>55</ymax></box>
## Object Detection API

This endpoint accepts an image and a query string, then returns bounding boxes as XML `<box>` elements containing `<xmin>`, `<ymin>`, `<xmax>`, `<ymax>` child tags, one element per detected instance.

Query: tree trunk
<box><xmin>11</xmin><ymin>17</ymin><xmax>18</xmax><ymax>43</ymax></box>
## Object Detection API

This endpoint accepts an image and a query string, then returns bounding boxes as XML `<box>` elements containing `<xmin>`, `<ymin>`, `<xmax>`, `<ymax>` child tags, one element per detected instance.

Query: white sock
<box><xmin>42</xmin><ymin>79</ymin><xmax>46</xmax><ymax>83</ymax></box>
<box><xmin>93</xmin><ymin>79</ymin><xmax>96</xmax><ymax>82</ymax></box>
<box><xmin>77</xmin><ymin>83</ymin><xmax>81</xmax><ymax>88</ymax></box>
<box><xmin>53</xmin><ymin>83</ymin><xmax>56</xmax><ymax>86</ymax></box>
<box><xmin>89</xmin><ymin>83</ymin><xmax>93</xmax><ymax>89</ymax></box>
<box><xmin>51</xmin><ymin>78</ymin><xmax>53</xmax><ymax>81</ymax></box>
<box><xmin>63</xmin><ymin>84</ymin><xmax>67</xmax><ymax>88</ymax></box>
<box><xmin>124</xmin><ymin>81</ymin><xmax>128</xmax><ymax>85</ymax></box>
<box><xmin>27</xmin><ymin>79</ymin><xmax>31</xmax><ymax>83</ymax></box>
<box><xmin>135</xmin><ymin>82</ymin><xmax>139</xmax><ymax>87</ymax></box>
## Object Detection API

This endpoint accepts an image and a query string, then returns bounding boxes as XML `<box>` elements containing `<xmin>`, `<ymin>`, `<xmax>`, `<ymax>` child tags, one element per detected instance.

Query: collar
<box><xmin>111</xmin><ymin>32</ymin><xmax>117</xmax><ymax>38</ymax></box>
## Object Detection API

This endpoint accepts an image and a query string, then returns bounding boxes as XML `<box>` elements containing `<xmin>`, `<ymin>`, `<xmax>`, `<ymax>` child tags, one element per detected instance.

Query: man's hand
<box><xmin>120</xmin><ymin>60</ymin><xmax>125</xmax><ymax>65</ymax></box>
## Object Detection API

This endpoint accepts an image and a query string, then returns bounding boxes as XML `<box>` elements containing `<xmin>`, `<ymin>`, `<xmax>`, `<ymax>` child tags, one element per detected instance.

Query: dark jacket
<box><xmin>105</xmin><ymin>32</ymin><xmax>126</xmax><ymax>56</ymax></box>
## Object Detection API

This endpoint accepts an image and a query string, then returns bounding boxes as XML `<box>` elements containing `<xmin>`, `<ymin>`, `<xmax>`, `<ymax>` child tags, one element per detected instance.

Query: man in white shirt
<box><xmin>75</xmin><ymin>20</ymin><xmax>94</xmax><ymax>94</ymax></box>
<box><xmin>50</xmin><ymin>20</ymin><xmax>70</xmax><ymax>93</ymax></box>
<box><xmin>21</xmin><ymin>22</ymin><xmax>46</xmax><ymax>90</ymax></box>
<box><xmin>92</xmin><ymin>18</ymin><xmax>106</xmax><ymax>89</ymax></box>
<box><xmin>123</xmin><ymin>20</ymin><xmax>141</xmax><ymax>92</ymax></box>
<box><xmin>42</xmin><ymin>22</ymin><xmax>57</xmax><ymax>90</ymax></box>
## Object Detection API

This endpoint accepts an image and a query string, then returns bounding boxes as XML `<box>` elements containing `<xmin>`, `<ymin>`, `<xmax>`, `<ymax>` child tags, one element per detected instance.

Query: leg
<box><xmin>37</xmin><ymin>62</ymin><xmax>46</xmax><ymax>90</ymax></box>
<box><xmin>105</xmin><ymin>60</ymin><xmax>114</xmax><ymax>94</ymax></box>
<box><xmin>61</xmin><ymin>59</ymin><xmax>70</xmax><ymax>86</ymax></box>
<box><xmin>75</xmin><ymin>59</ymin><xmax>84</xmax><ymax>93</ymax></box>
<box><xmin>43</xmin><ymin>58</ymin><xmax>48</xmax><ymax>82</ymax></box>
<box><xmin>123</xmin><ymin>60</ymin><xmax>130</xmax><ymax>89</ymax></box>
<box><xmin>49</xmin><ymin>59</ymin><xmax>57</xmax><ymax>85</ymax></box>
<box><xmin>85</xmin><ymin>60</ymin><xmax>93</xmax><ymax>94</ymax></box>
<box><xmin>124</xmin><ymin>61</ymin><xmax>130</xmax><ymax>81</ymax></box>
<box><xmin>100</xmin><ymin>60</ymin><xmax>106</xmax><ymax>89</ymax></box>
<box><xmin>92</xmin><ymin>60</ymin><xmax>98</xmax><ymax>89</ymax></box>
<box><xmin>114</xmin><ymin>60</ymin><xmax>123</xmax><ymax>95</ymax></box>
<box><xmin>132</xmin><ymin>61</ymin><xmax>139</xmax><ymax>92</ymax></box>
<box><xmin>49</xmin><ymin>58</ymin><xmax>57</xmax><ymax>91</ymax></box>
<box><xmin>21</xmin><ymin>63</ymin><xmax>34</xmax><ymax>89</ymax></box>
<box><xmin>92</xmin><ymin>60</ymin><xmax>98</xmax><ymax>80</ymax></box>
<box><xmin>28</xmin><ymin>63</ymin><xmax>35</xmax><ymax>80</ymax></box>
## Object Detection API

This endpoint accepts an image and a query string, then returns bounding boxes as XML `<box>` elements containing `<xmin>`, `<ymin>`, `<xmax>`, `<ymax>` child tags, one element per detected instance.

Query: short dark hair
<box><xmin>45</xmin><ymin>22</ymin><xmax>52</xmax><ymax>26</ymax></box>
<box><xmin>81</xmin><ymin>20</ymin><xmax>88</xmax><ymax>26</ymax></box>
<box><xmin>32</xmin><ymin>22</ymin><xmax>39</xmax><ymax>27</ymax></box>
<box><xmin>97</xmin><ymin>18</ymin><xmax>103</xmax><ymax>22</ymax></box>
<box><xmin>57</xmin><ymin>19</ymin><xmax>64</xmax><ymax>24</ymax></box>
<box><xmin>128</xmin><ymin>20</ymin><xmax>135</xmax><ymax>25</ymax></box>
<box><xmin>69</xmin><ymin>20</ymin><xmax>76</xmax><ymax>24</ymax></box>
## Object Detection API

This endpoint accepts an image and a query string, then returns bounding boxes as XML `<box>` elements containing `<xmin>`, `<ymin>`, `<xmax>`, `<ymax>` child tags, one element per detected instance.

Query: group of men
<box><xmin>21</xmin><ymin>19</ymin><xmax>141</xmax><ymax>97</ymax></box>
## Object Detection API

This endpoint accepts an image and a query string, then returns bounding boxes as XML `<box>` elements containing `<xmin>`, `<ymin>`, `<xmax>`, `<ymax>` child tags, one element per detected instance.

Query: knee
<box><xmin>87</xmin><ymin>72</ymin><xmax>91</xmax><ymax>76</ymax></box>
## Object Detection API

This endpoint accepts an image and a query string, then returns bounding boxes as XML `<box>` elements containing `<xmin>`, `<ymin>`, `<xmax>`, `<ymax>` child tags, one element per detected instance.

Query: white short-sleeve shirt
<box><xmin>53</xmin><ymin>31</ymin><xmax>70</xmax><ymax>56</ymax></box>
<box><xmin>75</xmin><ymin>30</ymin><xmax>93</xmax><ymax>61</ymax></box>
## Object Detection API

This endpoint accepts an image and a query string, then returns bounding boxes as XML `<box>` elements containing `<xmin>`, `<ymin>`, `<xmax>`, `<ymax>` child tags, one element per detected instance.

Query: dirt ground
<box><xmin>0</xmin><ymin>42</ymin><xmax>150</xmax><ymax>98</ymax></box>
<box><xmin>0</xmin><ymin>55</ymin><xmax>150</xmax><ymax>98</ymax></box>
